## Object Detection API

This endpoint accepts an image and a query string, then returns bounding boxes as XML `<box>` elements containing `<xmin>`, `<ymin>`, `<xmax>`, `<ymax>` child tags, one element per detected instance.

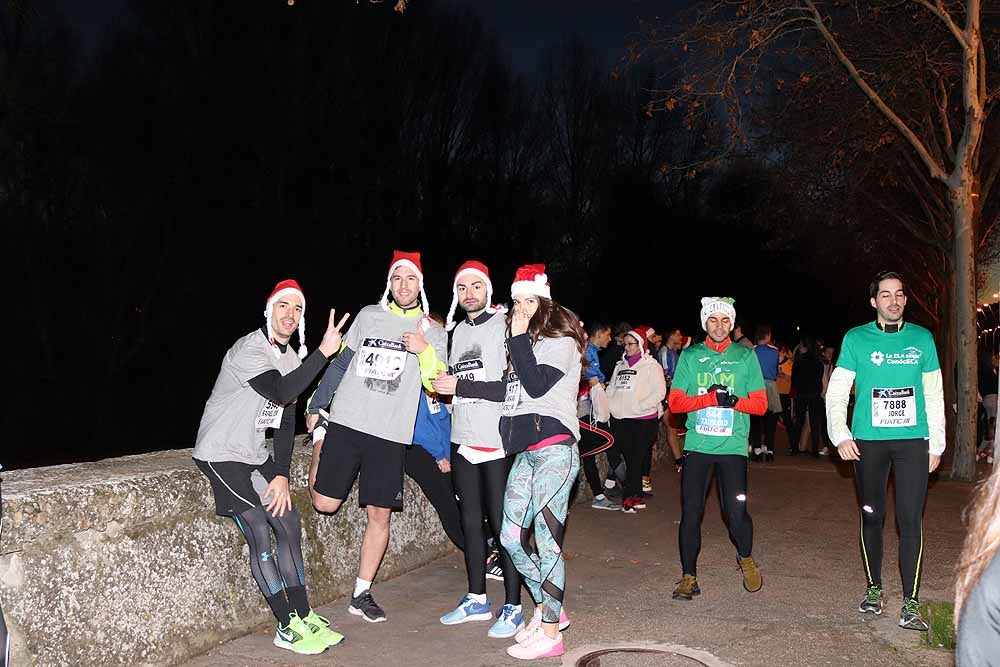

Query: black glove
<box><xmin>707</xmin><ymin>383</ymin><xmax>739</xmax><ymax>408</ymax></box>
<box><xmin>675</xmin><ymin>452</ymin><xmax>688</xmax><ymax>472</ymax></box>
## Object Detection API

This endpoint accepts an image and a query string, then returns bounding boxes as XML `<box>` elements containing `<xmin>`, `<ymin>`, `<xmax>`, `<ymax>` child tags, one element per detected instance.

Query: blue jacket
<box><xmin>754</xmin><ymin>344</ymin><xmax>780</xmax><ymax>381</ymax></box>
<box><xmin>412</xmin><ymin>392</ymin><xmax>451</xmax><ymax>462</ymax></box>
<box><xmin>584</xmin><ymin>342</ymin><xmax>605</xmax><ymax>383</ymax></box>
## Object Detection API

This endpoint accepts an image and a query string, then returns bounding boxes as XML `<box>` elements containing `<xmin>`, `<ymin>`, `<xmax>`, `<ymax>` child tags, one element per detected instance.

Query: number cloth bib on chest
<box><xmin>255</xmin><ymin>400</ymin><xmax>283</xmax><ymax>430</ymax></box>
<box><xmin>695</xmin><ymin>406</ymin><xmax>735</xmax><ymax>436</ymax></box>
<box><xmin>453</xmin><ymin>358</ymin><xmax>487</xmax><ymax>405</ymax></box>
<box><xmin>613</xmin><ymin>369</ymin><xmax>637</xmax><ymax>391</ymax></box>
<box><xmin>501</xmin><ymin>370</ymin><xmax>521</xmax><ymax>415</ymax></box>
<box><xmin>870</xmin><ymin>387</ymin><xmax>917</xmax><ymax>428</ymax></box>
<box><xmin>357</xmin><ymin>337</ymin><xmax>407</xmax><ymax>381</ymax></box>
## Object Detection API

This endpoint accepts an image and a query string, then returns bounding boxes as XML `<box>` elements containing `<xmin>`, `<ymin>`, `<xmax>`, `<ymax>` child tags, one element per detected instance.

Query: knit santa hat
<box><xmin>625</xmin><ymin>325</ymin><xmax>655</xmax><ymax>355</ymax></box>
<box><xmin>700</xmin><ymin>297</ymin><xmax>736</xmax><ymax>331</ymax></box>
<box><xmin>264</xmin><ymin>279</ymin><xmax>307</xmax><ymax>359</ymax></box>
<box><xmin>444</xmin><ymin>260</ymin><xmax>506</xmax><ymax>331</ymax></box>
<box><xmin>379</xmin><ymin>250</ymin><xmax>430</xmax><ymax>315</ymax></box>
<box><xmin>510</xmin><ymin>263</ymin><xmax>551</xmax><ymax>299</ymax></box>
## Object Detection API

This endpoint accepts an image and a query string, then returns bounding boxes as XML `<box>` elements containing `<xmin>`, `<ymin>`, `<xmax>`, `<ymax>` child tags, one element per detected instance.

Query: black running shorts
<box><xmin>193</xmin><ymin>457</ymin><xmax>279</xmax><ymax>516</ymax></box>
<box><xmin>313</xmin><ymin>422</ymin><xmax>406</xmax><ymax>509</ymax></box>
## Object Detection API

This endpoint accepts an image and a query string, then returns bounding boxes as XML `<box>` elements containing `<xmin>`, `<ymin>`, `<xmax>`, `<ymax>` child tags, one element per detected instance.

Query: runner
<box><xmin>497</xmin><ymin>264</ymin><xmax>583</xmax><ymax>660</ymax></box>
<box><xmin>606</xmin><ymin>325</ymin><xmax>667</xmax><ymax>513</ymax></box>
<box><xmin>825</xmin><ymin>271</ymin><xmax>945</xmax><ymax>630</ymax></box>
<box><xmin>192</xmin><ymin>279</ymin><xmax>349</xmax><ymax>655</ymax></box>
<box><xmin>430</xmin><ymin>260</ymin><xmax>525</xmax><ymax>638</ymax></box>
<box><xmin>306</xmin><ymin>251</ymin><xmax>448</xmax><ymax>624</ymax></box>
<box><xmin>667</xmin><ymin>297</ymin><xmax>767</xmax><ymax>601</ymax></box>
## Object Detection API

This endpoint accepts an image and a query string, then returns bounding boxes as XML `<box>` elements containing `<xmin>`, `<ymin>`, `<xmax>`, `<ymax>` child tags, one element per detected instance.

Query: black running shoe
<box><xmin>485</xmin><ymin>549</ymin><xmax>504</xmax><ymax>581</ymax></box>
<box><xmin>348</xmin><ymin>590</ymin><xmax>386</xmax><ymax>623</ymax></box>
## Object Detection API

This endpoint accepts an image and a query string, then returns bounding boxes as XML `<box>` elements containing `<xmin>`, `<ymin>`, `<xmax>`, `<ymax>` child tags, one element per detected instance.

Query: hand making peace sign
<box><xmin>318</xmin><ymin>309</ymin><xmax>351</xmax><ymax>358</ymax></box>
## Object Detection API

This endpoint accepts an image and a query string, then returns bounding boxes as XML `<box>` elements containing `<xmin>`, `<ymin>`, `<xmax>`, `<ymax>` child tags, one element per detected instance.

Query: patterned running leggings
<box><xmin>501</xmin><ymin>442</ymin><xmax>581</xmax><ymax>624</ymax></box>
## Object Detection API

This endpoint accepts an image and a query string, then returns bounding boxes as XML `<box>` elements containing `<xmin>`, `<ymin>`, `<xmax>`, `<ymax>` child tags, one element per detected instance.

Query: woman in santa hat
<box><xmin>497</xmin><ymin>264</ymin><xmax>585</xmax><ymax>660</ymax></box>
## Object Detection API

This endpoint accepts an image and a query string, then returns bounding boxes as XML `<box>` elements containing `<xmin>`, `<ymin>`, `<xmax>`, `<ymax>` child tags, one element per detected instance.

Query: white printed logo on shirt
<box><xmin>871</xmin><ymin>387</ymin><xmax>917</xmax><ymax>428</ymax></box>
<box><xmin>357</xmin><ymin>337</ymin><xmax>407</xmax><ymax>381</ymax></box>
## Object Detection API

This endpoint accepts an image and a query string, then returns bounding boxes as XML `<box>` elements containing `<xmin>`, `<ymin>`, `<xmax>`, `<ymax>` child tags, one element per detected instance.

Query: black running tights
<box><xmin>451</xmin><ymin>445</ymin><xmax>522</xmax><ymax>604</ymax></box>
<box><xmin>233</xmin><ymin>506</ymin><xmax>310</xmax><ymax>625</ymax></box>
<box><xmin>405</xmin><ymin>445</ymin><xmax>465</xmax><ymax>550</ymax></box>
<box><xmin>611</xmin><ymin>417</ymin><xmax>658</xmax><ymax>500</ymax></box>
<box><xmin>854</xmin><ymin>438</ymin><xmax>929</xmax><ymax>599</ymax></box>
<box><xmin>679</xmin><ymin>452</ymin><xmax>753</xmax><ymax>576</ymax></box>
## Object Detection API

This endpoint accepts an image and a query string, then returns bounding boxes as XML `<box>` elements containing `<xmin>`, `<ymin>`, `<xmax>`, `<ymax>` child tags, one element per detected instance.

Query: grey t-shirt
<box><xmin>450</xmin><ymin>312</ymin><xmax>507</xmax><ymax>450</ymax></box>
<box><xmin>329</xmin><ymin>305</ymin><xmax>448</xmax><ymax>445</ymax></box>
<box><xmin>507</xmin><ymin>335</ymin><xmax>582</xmax><ymax>440</ymax></box>
<box><xmin>958</xmin><ymin>549</ymin><xmax>1000</xmax><ymax>666</ymax></box>
<box><xmin>194</xmin><ymin>329</ymin><xmax>300</xmax><ymax>465</ymax></box>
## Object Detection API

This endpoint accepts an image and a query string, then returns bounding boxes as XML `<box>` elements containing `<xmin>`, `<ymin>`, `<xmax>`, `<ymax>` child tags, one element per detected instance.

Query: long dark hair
<box><xmin>508</xmin><ymin>296</ymin><xmax>587</xmax><ymax>364</ymax></box>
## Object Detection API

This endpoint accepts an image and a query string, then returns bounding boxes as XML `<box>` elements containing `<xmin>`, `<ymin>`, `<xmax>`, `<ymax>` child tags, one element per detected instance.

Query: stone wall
<box><xmin>0</xmin><ymin>437</ymin><xmax>455</xmax><ymax>667</ymax></box>
<box><xmin>0</xmin><ymin>430</ymin><xmax>671</xmax><ymax>667</ymax></box>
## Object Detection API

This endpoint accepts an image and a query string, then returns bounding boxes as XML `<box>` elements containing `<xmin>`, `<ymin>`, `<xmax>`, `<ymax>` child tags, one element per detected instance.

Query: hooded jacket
<box><xmin>607</xmin><ymin>353</ymin><xmax>667</xmax><ymax>420</ymax></box>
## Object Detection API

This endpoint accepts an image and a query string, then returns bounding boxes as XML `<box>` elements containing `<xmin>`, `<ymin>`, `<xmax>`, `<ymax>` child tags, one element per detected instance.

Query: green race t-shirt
<box><xmin>836</xmin><ymin>322</ymin><xmax>940</xmax><ymax>441</ymax></box>
<box><xmin>673</xmin><ymin>341</ymin><xmax>766</xmax><ymax>456</ymax></box>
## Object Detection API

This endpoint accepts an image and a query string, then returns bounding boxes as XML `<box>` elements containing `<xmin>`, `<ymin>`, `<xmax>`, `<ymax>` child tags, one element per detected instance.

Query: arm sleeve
<box><xmin>668</xmin><ymin>387</ymin><xmax>717</xmax><ymax>413</ymax></box>
<box><xmin>923</xmin><ymin>369</ymin><xmax>946</xmax><ymax>455</ymax></box>
<box><xmin>825</xmin><ymin>366</ymin><xmax>856</xmax><ymax>446</ymax></box>
<box><xmin>734</xmin><ymin>351</ymin><xmax>767</xmax><ymax>415</ymax></box>
<box><xmin>455</xmin><ymin>378</ymin><xmax>507</xmax><ymax>401</ymax></box>
<box><xmin>415</xmin><ymin>322</ymin><xmax>449</xmax><ymax>392</ymax></box>
<box><xmin>271</xmin><ymin>400</ymin><xmax>296</xmax><ymax>476</ymax></box>
<box><xmin>247</xmin><ymin>350</ymin><xmax>330</xmax><ymax>405</ymax></box>
<box><xmin>637</xmin><ymin>363</ymin><xmax>667</xmax><ymax>412</ymax></box>
<box><xmin>667</xmin><ymin>351</ymin><xmax>714</xmax><ymax>413</ymax></box>
<box><xmin>583</xmin><ymin>347</ymin><xmax>605</xmax><ymax>383</ymax></box>
<box><xmin>307</xmin><ymin>347</ymin><xmax>355</xmax><ymax>413</ymax></box>
<box><xmin>508</xmin><ymin>334</ymin><xmax>567</xmax><ymax>398</ymax></box>
<box><xmin>734</xmin><ymin>389</ymin><xmax>768</xmax><ymax>415</ymax></box>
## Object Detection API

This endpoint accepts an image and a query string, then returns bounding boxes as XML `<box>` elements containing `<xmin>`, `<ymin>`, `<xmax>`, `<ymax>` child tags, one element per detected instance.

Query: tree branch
<box><xmin>804</xmin><ymin>0</ymin><xmax>948</xmax><ymax>182</ymax></box>
<box><xmin>909</xmin><ymin>0</ymin><xmax>969</xmax><ymax>50</ymax></box>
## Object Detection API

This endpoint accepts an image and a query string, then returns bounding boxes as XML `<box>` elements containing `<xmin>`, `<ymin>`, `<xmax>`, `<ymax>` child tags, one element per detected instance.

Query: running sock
<box><xmin>354</xmin><ymin>578</ymin><xmax>373</xmax><ymax>598</ymax></box>
<box><xmin>286</xmin><ymin>585</ymin><xmax>310</xmax><ymax>619</ymax></box>
<box><xmin>467</xmin><ymin>593</ymin><xmax>487</xmax><ymax>604</ymax></box>
<box><xmin>265</xmin><ymin>593</ymin><xmax>292</xmax><ymax>626</ymax></box>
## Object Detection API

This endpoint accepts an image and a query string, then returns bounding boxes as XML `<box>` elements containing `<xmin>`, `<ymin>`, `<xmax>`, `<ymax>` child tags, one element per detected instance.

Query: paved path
<box><xmin>182</xmin><ymin>443</ymin><xmax>974</xmax><ymax>667</ymax></box>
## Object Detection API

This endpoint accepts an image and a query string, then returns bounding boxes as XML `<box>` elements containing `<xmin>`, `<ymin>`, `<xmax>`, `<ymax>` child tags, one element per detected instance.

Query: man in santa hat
<box><xmin>431</xmin><ymin>261</ymin><xmax>526</xmax><ymax>638</ymax></box>
<box><xmin>306</xmin><ymin>251</ymin><xmax>448</xmax><ymax>624</ymax></box>
<box><xmin>193</xmin><ymin>279</ymin><xmax>350</xmax><ymax>655</ymax></box>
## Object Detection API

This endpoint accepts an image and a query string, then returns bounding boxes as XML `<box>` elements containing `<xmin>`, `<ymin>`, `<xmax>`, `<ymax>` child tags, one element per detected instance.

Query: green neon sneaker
<box><xmin>858</xmin><ymin>585</ymin><xmax>883</xmax><ymax>615</ymax></box>
<box><xmin>899</xmin><ymin>598</ymin><xmax>928</xmax><ymax>631</ymax></box>
<box><xmin>303</xmin><ymin>609</ymin><xmax>345</xmax><ymax>646</ymax></box>
<box><xmin>273</xmin><ymin>612</ymin><xmax>327</xmax><ymax>655</ymax></box>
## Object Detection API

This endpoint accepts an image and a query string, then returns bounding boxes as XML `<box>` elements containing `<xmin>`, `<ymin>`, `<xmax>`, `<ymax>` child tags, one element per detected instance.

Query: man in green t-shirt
<box><xmin>667</xmin><ymin>297</ymin><xmax>768</xmax><ymax>601</ymax></box>
<box><xmin>825</xmin><ymin>271</ymin><xmax>946</xmax><ymax>631</ymax></box>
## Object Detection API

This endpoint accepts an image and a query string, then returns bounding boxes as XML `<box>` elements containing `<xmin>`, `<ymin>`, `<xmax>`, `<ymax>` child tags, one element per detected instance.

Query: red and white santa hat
<box><xmin>264</xmin><ymin>279</ymin><xmax>308</xmax><ymax>359</ymax></box>
<box><xmin>444</xmin><ymin>260</ymin><xmax>507</xmax><ymax>331</ymax></box>
<box><xmin>510</xmin><ymin>263</ymin><xmax>551</xmax><ymax>300</ymax></box>
<box><xmin>625</xmin><ymin>325</ymin><xmax>655</xmax><ymax>355</ymax></box>
<box><xmin>379</xmin><ymin>250</ymin><xmax>430</xmax><ymax>315</ymax></box>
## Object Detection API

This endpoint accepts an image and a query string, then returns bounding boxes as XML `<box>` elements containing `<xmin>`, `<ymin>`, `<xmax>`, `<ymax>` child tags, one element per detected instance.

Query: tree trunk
<box><xmin>950</xmin><ymin>183</ymin><xmax>979</xmax><ymax>481</ymax></box>
<box><xmin>940</xmin><ymin>268</ymin><xmax>957</xmax><ymax>464</ymax></box>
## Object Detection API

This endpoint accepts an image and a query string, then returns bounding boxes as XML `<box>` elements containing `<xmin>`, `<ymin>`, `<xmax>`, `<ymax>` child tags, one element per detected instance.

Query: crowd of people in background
<box><xmin>189</xmin><ymin>256</ymin><xmax>1000</xmax><ymax>663</ymax></box>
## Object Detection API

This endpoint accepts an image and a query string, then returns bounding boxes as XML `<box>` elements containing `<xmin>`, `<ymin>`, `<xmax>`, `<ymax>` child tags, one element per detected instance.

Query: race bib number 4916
<box><xmin>871</xmin><ymin>387</ymin><xmax>917</xmax><ymax>428</ymax></box>
<box><xmin>357</xmin><ymin>338</ymin><xmax>407</xmax><ymax>381</ymax></box>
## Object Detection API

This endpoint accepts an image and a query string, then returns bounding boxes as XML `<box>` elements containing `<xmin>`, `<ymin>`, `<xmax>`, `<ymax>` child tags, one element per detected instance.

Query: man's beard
<box><xmin>461</xmin><ymin>298</ymin><xmax>486</xmax><ymax>313</ymax></box>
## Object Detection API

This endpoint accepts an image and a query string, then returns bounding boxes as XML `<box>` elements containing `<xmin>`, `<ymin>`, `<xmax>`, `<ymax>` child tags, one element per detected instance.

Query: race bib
<box><xmin>871</xmin><ymin>387</ymin><xmax>917</xmax><ymax>428</ymax></box>
<box><xmin>501</xmin><ymin>371</ymin><xmax>521</xmax><ymax>416</ymax></box>
<box><xmin>613</xmin><ymin>369</ymin><xmax>637</xmax><ymax>392</ymax></box>
<box><xmin>255</xmin><ymin>400</ymin><xmax>283</xmax><ymax>430</ymax></box>
<box><xmin>357</xmin><ymin>337</ymin><xmax>407</xmax><ymax>381</ymax></box>
<box><xmin>694</xmin><ymin>406</ymin><xmax>734</xmax><ymax>437</ymax></box>
<box><xmin>426</xmin><ymin>393</ymin><xmax>441</xmax><ymax>414</ymax></box>
<box><xmin>453</xmin><ymin>358</ymin><xmax>486</xmax><ymax>405</ymax></box>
